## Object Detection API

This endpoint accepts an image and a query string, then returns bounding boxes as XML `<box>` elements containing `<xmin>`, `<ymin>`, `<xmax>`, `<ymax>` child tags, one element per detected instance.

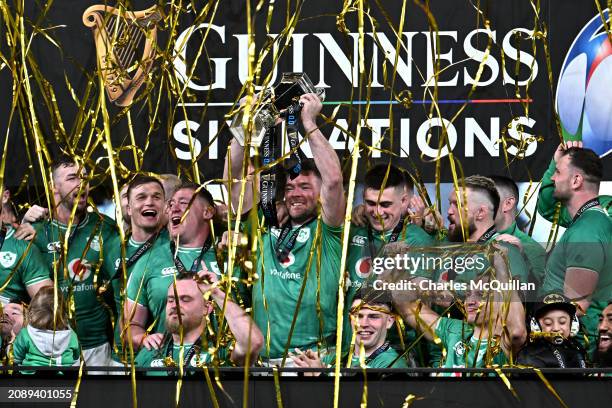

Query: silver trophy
<box><xmin>228</xmin><ymin>72</ymin><xmax>325</xmax><ymax>147</ymax></box>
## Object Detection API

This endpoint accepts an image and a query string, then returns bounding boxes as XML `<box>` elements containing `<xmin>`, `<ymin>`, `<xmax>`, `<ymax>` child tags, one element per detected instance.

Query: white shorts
<box><xmin>82</xmin><ymin>342</ymin><xmax>112</xmax><ymax>372</ymax></box>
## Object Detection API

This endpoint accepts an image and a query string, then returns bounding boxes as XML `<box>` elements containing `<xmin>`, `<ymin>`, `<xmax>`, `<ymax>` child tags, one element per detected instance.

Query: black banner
<box><xmin>1</xmin><ymin>1</ymin><xmax>610</xmax><ymax>189</ymax></box>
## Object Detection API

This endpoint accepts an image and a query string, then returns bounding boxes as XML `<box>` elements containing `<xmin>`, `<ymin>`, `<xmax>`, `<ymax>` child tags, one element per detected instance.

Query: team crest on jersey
<box><xmin>351</xmin><ymin>235</ymin><xmax>367</xmax><ymax>246</ymax></box>
<box><xmin>47</xmin><ymin>241</ymin><xmax>61</xmax><ymax>253</ymax></box>
<box><xmin>279</xmin><ymin>252</ymin><xmax>295</xmax><ymax>268</ymax></box>
<box><xmin>161</xmin><ymin>267</ymin><xmax>177</xmax><ymax>276</ymax></box>
<box><xmin>296</xmin><ymin>228</ymin><xmax>310</xmax><ymax>243</ymax></box>
<box><xmin>271</xmin><ymin>227</ymin><xmax>310</xmax><ymax>243</ymax></box>
<box><xmin>90</xmin><ymin>236</ymin><xmax>101</xmax><ymax>252</ymax></box>
<box><xmin>354</xmin><ymin>256</ymin><xmax>372</xmax><ymax>279</ymax></box>
<box><xmin>0</xmin><ymin>252</ymin><xmax>17</xmax><ymax>268</ymax></box>
<box><xmin>453</xmin><ymin>341</ymin><xmax>466</xmax><ymax>356</ymax></box>
<box><xmin>67</xmin><ymin>259</ymin><xmax>92</xmax><ymax>282</ymax></box>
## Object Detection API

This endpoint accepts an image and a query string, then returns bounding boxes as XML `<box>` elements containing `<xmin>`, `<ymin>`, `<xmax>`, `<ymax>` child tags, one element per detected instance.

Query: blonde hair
<box><xmin>26</xmin><ymin>286</ymin><xmax>69</xmax><ymax>331</ymax></box>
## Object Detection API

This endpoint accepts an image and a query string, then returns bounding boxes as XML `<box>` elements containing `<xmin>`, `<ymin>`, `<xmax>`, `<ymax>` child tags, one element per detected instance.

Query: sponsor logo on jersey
<box><xmin>161</xmin><ymin>266</ymin><xmax>177</xmax><ymax>276</ymax></box>
<box><xmin>0</xmin><ymin>252</ymin><xmax>17</xmax><ymax>268</ymax></box>
<box><xmin>279</xmin><ymin>252</ymin><xmax>295</xmax><ymax>269</ymax></box>
<box><xmin>351</xmin><ymin>235</ymin><xmax>368</xmax><ymax>246</ymax></box>
<box><xmin>150</xmin><ymin>359</ymin><xmax>165</xmax><ymax>367</ymax></box>
<box><xmin>270</xmin><ymin>268</ymin><xmax>302</xmax><ymax>280</ymax></box>
<box><xmin>354</xmin><ymin>256</ymin><xmax>372</xmax><ymax>279</ymax></box>
<box><xmin>67</xmin><ymin>259</ymin><xmax>92</xmax><ymax>282</ymax></box>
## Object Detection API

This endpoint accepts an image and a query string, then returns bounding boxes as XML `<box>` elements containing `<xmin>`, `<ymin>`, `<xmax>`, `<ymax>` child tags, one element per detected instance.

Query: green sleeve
<box><xmin>134</xmin><ymin>348</ymin><xmax>153</xmax><ymax>367</ymax></box>
<box><xmin>30</xmin><ymin>222</ymin><xmax>48</xmax><ymax>253</ymax></box>
<box><xmin>433</xmin><ymin>316</ymin><xmax>453</xmax><ymax>346</ymax></box>
<box><xmin>537</xmin><ymin>159</ymin><xmax>573</xmax><ymax>227</ymax></box>
<box><xmin>565</xmin><ymin>229</ymin><xmax>607</xmax><ymax>272</ymax></box>
<box><xmin>19</xmin><ymin>241</ymin><xmax>51</xmax><ymax>288</ymax></box>
<box><xmin>11</xmin><ymin>330</ymin><xmax>28</xmax><ymax>364</ymax></box>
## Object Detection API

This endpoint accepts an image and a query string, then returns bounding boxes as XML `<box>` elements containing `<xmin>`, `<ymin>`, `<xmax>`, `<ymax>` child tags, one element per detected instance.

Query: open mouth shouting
<box><xmin>141</xmin><ymin>209</ymin><xmax>158</xmax><ymax>219</ymax></box>
<box><xmin>599</xmin><ymin>332</ymin><xmax>611</xmax><ymax>351</ymax></box>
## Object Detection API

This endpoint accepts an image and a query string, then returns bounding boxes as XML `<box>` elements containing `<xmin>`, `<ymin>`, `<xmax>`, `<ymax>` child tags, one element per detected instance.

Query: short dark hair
<box><xmin>488</xmin><ymin>175</ymin><xmax>519</xmax><ymax>202</ymax></box>
<box><xmin>364</xmin><ymin>164</ymin><xmax>411</xmax><ymax>191</ymax></box>
<box><xmin>352</xmin><ymin>287</ymin><xmax>394</xmax><ymax>312</ymax></box>
<box><xmin>463</xmin><ymin>175</ymin><xmax>500</xmax><ymax>217</ymax></box>
<box><xmin>127</xmin><ymin>174</ymin><xmax>164</xmax><ymax>201</ymax></box>
<box><xmin>562</xmin><ymin>147</ymin><xmax>603</xmax><ymax>185</ymax></box>
<box><xmin>174</xmin><ymin>182</ymin><xmax>215</xmax><ymax>209</ymax></box>
<box><xmin>51</xmin><ymin>155</ymin><xmax>79</xmax><ymax>179</ymax></box>
<box><xmin>288</xmin><ymin>159</ymin><xmax>321</xmax><ymax>179</ymax></box>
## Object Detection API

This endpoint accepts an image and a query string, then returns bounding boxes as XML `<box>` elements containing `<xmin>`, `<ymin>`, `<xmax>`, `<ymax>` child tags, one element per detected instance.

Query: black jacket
<box><xmin>516</xmin><ymin>338</ymin><xmax>587</xmax><ymax>368</ymax></box>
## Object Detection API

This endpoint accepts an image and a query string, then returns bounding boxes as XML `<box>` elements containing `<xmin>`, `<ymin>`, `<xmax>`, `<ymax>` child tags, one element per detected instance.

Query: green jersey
<box><xmin>540</xmin><ymin>206</ymin><xmax>612</xmax><ymax>353</ymax></box>
<box><xmin>12</xmin><ymin>326</ymin><xmax>80</xmax><ymax>368</ymax></box>
<box><xmin>343</xmin><ymin>222</ymin><xmax>434</xmax><ymax>355</ymax></box>
<box><xmin>434</xmin><ymin>317</ymin><xmax>506</xmax><ymax>374</ymax></box>
<box><xmin>103</xmin><ymin>231</ymin><xmax>169</xmax><ymax>362</ymax></box>
<box><xmin>322</xmin><ymin>345</ymin><xmax>409</xmax><ymax>369</ymax></box>
<box><xmin>245</xmin><ymin>212</ymin><xmax>343</xmax><ymax>359</ymax></box>
<box><xmin>32</xmin><ymin>213</ymin><xmax>116</xmax><ymax>349</ymax></box>
<box><xmin>134</xmin><ymin>337</ymin><xmax>229</xmax><ymax>375</ymax></box>
<box><xmin>0</xmin><ymin>227</ymin><xmax>50</xmax><ymax>304</ymax></box>
<box><xmin>537</xmin><ymin>159</ymin><xmax>612</xmax><ymax>227</ymax></box>
<box><xmin>346</xmin><ymin>223</ymin><xmax>434</xmax><ymax>301</ymax></box>
<box><xmin>126</xmin><ymin>233</ymin><xmax>222</xmax><ymax>335</ymax></box>
<box><xmin>498</xmin><ymin>222</ymin><xmax>547</xmax><ymax>285</ymax></box>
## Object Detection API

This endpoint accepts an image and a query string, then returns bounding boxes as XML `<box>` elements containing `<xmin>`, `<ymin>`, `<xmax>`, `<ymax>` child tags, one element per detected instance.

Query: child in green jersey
<box><xmin>12</xmin><ymin>287</ymin><xmax>80</xmax><ymax>368</ymax></box>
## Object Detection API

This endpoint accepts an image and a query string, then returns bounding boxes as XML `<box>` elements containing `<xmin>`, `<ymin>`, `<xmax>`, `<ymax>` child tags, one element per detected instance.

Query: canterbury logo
<box><xmin>83</xmin><ymin>5</ymin><xmax>162</xmax><ymax>106</ymax></box>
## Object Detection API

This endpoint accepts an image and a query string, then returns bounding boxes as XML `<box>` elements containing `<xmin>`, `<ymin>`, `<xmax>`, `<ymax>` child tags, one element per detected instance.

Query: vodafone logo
<box><xmin>67</xmin><ymin>259</ymin><xmax>92</xmax><ymax>282</ymax></box>
<box><xmin>354</xmin><ymin>256</ymin><xmax>372</xmax><ymax>279</ymax></box>
<box><xmin>279</xmin><ymin>252</ymin><xmax>295</xmax><ymax>269</ymax></box>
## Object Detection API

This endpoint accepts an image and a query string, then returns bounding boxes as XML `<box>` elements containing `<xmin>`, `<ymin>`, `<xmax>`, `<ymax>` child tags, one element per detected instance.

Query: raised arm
<box><xmin>224</xmin><ymin>138</ymin><xmax>256</xmax><ymax>216</ymax></box>
<box><xmin>299</xmin><ymin>93</ymin><xmax>345</xmax><ymax>227</ymax></box>
<box><xmin>197</xmin><ymin>270</ymin><xmax>263</xmax><ymax>365</ymax></box>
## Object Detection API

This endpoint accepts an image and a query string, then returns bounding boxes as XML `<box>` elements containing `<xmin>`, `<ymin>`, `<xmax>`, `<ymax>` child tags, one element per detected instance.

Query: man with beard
<box><xmin>540</xmin><ymin>147</ymin><xmax>612</xmax><ymax>357</ymax></box>
<box><xmin>0</xmin><ymin>301</ymin><xmax>24</xmax><ymax>362</ymax></box>
<box><xmin>415</xmin><ymin>176</ymin><xmax>529</xmax><ymax>287</ymax></box>
<box><xmin>31</xmin><ymin>157</ymin><xmax>116</xmax><ymax>366</ymax></box>
<box><xmin>537</xmin><ymin>141</ymin><xmax>611</xmax><ymax>225</ymax></box>
<box><xmin>103</xmin><ymin>175</ymin><xmax>167</xmax><ymax>364</ymax></box>
<box><xmin>224</xmin><ymin>93</ymin><xmax>345</xmax><ymax>364</ymax></box>
<box><xmin>125</xmin><ymin>182</ymin><xmax>223</xmax><ymax>353</ymax></box>
<box><xmin>134</xmin><ymin>272</ymin><xmax>263</xmax><ymax>373</ymax></box>
<box><xmin>594</xmin><ymin>303</ymin><xmax>612</xmax><ymax>368</ymax></box>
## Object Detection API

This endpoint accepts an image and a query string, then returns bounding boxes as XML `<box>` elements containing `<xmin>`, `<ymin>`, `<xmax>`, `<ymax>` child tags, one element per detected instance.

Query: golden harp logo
<box><xmin>83</xmin><ymin>5</ymin><xmax>162</xmax><ymax>107</ymax></box>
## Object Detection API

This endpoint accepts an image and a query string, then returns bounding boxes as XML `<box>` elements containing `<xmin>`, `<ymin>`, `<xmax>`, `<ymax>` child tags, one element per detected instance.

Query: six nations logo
<box><xmin>557</xmin><ymin>9</ymin><xmax>612</xmax><ymax>157</ymax></box>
